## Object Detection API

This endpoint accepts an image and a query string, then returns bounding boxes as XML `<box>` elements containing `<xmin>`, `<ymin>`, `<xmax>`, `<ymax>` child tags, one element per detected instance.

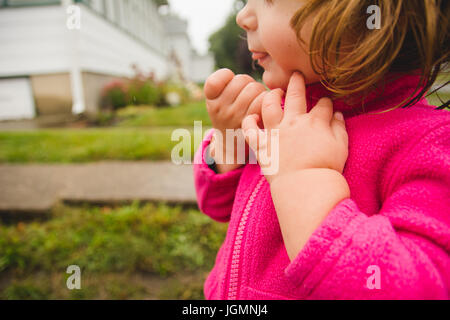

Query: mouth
<box><xmin>251</xmin><ymin>51</ymin><xmax>270</xmax><ymax>66</ymax></box>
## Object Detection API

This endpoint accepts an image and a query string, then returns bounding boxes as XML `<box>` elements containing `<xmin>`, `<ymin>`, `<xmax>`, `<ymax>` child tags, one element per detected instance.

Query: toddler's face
<box><xmin>236</xmin><ymin>0</ymin><xmax>321</xmax><ymax>90</ymax></box>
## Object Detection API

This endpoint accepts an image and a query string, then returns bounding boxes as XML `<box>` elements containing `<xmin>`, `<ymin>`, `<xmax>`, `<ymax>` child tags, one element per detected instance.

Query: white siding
<box><xmin>0</xmin><ymin>78</ymin><xmax>35</xmax><ymax>120</ymax></box>
<box><xmin>0</xmin><ymin>3</ymin><xmax>170</xmax><ymax>80</ymax></box>
<box><xmin>0</xmin><ymin>1</ymin><xmax>213</xmax><ymax>119</ymax></box>
<box><xmin>89</xmin><ymin>0</ymin><xmax>105</xmax><ymax>14</ymax></box>
<box><xmin>0</xmin><ymin>6</ymin><xmax>71</xmax><ymax>76</ymax></box>
<box><xmin>76</xmin><ymin>4</ymin><xmax>170</xmax><ymax>79</ymax></box>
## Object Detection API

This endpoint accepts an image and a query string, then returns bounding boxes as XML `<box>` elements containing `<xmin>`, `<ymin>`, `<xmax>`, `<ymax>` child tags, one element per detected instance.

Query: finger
<box><xmin>247</xmin><ymin>90</ymin><xmax>267</xmax><ymax>116</ymax></box>
<box><xmin>262</xmin><ymin>89</ymin><xmax>284</xmax><ymax>129</ymax></box>
<box><xmin>220</xmin><ymin>74</ymin><xmax>255</xmax><ymax>104</ymax></box>
<box><xmin>242</xmin><ymin>114</ymin><xmax>262</xmax><ymax>152</ymax></box>
<box><xmin>284</xmin><ymin>72</ymin><xmax>307</xmax><ymax>119</ymax></box>
<box><xmin>204</xmin><ymin>69</ymin><xmax>235</xmax><ymax>100</ymax></box>
<box><xmin>331</xmin><ymin>112</ymin><xmax>348</xmax><ymax>143</ymax></box>
<box><xmin>309</xmin><ymin>97</ymin><xmax>334</xmax><ymax>124</ymax></box>
<box><xmin>235</xmin><ymin>81</ymin><xmax>266</xmax><ymax>115</ymax></box>
<box><xmin>247</xmin><ymin>91</ymin><xmax>268</xmax><ymax>128</ymax></box>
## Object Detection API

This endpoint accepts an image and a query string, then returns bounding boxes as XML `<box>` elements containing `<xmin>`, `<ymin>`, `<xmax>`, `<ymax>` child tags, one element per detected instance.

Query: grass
<box><xmin>115</xmin><ymin>101</ymin><xmax>211</xmax><ymax>127</ymax></box>
<box><xmin>0</xmin><ymin>127</ymin><xmax>207</xmax><ymax>163</ymax></box>
<box><xmin>0</xmin><ymin>101</ymin><xmax>213</xmax><ymax>163</ymax></box>
<box><xmin>0</xmin><ymin>202</ymin><xmax>228</xmax><ymax>300</ymax></box>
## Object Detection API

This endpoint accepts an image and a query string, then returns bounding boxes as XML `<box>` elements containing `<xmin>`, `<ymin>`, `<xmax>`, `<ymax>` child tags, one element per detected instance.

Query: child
<box><xmin>194</xmin><ymin>0</ymin><xmax>450</xmax><ymax>299</ymax></box>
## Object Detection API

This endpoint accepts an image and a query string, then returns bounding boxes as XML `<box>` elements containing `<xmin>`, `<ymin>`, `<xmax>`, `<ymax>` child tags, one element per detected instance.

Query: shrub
<box><xmin>127</xmin><ymin>80</ymin><xmax>162</xmax><ymax>107</ymax></box>
<box><xmin>100</xmin><ymin>70</ymin><xmax>198</xmax><ymax>110</ymax></box>
<box><xmin>100</xmin><ymin>80</ymin><xmax>128</xmax><ymax>110</ymax></box>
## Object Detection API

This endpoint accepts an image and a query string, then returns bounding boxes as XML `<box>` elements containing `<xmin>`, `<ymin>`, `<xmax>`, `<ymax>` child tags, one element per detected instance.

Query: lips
<box><xmin>251</xmin><ymin>51</ymin><xmax>270</xmax><ymax>67</ymax></box>
<box><xmin>251</xmin><ymin>52</ymin><xmax>268</xmax><ymax>60</ymax></box>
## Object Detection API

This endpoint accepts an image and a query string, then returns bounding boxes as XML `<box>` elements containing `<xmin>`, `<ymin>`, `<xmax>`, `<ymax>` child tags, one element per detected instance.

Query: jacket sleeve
<box><xmin>193</xmin><ymin>129</ymin><xmax>245</xmax><ymax>223</ymax></box>
<box><xmin>284</xmin><ymin>123</ymin><xmax>450</xmax><ymax>299</ymax></box>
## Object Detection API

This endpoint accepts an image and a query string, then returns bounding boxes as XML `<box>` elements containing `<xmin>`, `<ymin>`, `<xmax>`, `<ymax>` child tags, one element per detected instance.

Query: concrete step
<box><xmin>0</xmin><ymin>161</ymin><xmax>197</xmax><ymax>220</ymax></box>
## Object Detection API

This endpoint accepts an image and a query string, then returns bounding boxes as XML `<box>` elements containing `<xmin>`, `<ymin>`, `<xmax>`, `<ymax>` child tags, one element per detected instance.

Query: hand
<box><xmin>242</xmin><ymin>72</ymin><xmax>349</xmax><ymax>184</ymax></box>
<box><xmin>204</xmin><ymin>69</ymin><xmax>267</xmax><ymax>172</ymax></box>
<box><xmin>204</xmin><ymin>68</ymin><xmax>267</xmax><ymax>132</ymax></box>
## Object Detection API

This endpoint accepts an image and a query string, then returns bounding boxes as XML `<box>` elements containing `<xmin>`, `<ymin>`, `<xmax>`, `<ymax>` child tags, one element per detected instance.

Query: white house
<box><xmin>0</xmin><ymin>0</ymin><xmax>214</xmax><ymax>120</ymax></box>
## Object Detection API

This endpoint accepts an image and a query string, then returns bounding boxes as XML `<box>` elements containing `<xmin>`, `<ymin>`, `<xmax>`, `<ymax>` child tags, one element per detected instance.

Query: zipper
<box><xmin>227</xmin><ymin>175</ymin><xmax>265</xmax><ymax>300</ymax></box>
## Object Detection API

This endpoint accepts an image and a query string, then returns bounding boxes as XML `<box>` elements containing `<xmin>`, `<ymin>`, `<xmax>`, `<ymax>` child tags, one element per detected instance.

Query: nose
<box><xmin>236</xmin><ymin>4</ymin><xmax>257</xmax><ymax>31</ymax></box>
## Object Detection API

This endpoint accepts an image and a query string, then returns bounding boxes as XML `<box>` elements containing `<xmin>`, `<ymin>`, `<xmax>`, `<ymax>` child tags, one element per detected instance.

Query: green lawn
<box><xmin>0</xmin><ymin>101</ymin><xmax>213</xmax><ymax>163</ymax></box>
<box><xmin>0</xmin><ymin>127</ymin><xmax>207</xmax><ymax>163</ymax></box>
<box><xmin>115</xmin><ymin>101</ymin><xmax>211</xmax><ymax>127</ymax></box>
<box><xmin>0</xmin><ymin>202</ymin><xmax>227</xmax><ymax>300</ymax></box>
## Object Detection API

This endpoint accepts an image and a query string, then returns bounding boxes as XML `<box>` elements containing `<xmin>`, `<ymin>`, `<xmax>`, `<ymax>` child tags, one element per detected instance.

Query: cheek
<box><xmin>263</xmin><ymin>23</ymin><xmax>309</xmax><ymax>72</ymax></box>
<box><xmin>272</xmin><ymin>34</ymin><xmax>321</xmax><ymax>84</ymax></box>
<box><xmin>260</xmin><ymin>20</ymin><xmax>320</xmax><ymax>86</ymax></box>
<box><xmin>265</xmin><ymin>28</ymin><xmax>300</xmax><ymax>66</ymax></box>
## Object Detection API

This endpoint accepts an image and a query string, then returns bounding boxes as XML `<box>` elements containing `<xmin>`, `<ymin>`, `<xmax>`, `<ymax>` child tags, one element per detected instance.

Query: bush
<box><xmin>127</xmin><ymin>80</ymin><xmax>162</xmax><ymax>106</ymax></box>
<box><xmin>100</xmin><ymin>80</ymin><xmax>128</xmax><ymax>110</ymax></box>
<box><xmin>100</xmin><ymin>68</ymin><xmax>200</xmax><ymax>110</ymax></box>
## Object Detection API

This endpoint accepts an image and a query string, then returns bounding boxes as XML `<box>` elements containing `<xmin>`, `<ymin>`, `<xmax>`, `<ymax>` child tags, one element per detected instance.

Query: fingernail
<box><xmin>335</xmin><ymin>112</ymin><xmax>344</xmax><ymax>121</ymax></box>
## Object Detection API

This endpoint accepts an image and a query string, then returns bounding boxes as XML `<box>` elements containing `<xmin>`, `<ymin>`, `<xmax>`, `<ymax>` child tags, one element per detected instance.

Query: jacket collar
<box><xmin>304</xmin><ymin>72</ymin><xmax>424</xmax><ymax>117</ymax></box>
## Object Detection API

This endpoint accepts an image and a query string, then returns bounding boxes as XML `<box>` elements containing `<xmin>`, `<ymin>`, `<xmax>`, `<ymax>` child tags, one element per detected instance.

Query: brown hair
<box><xmin>290</xmin><ymin>0</ymin><xmax>450</xmax><ymax>112</ymax></box>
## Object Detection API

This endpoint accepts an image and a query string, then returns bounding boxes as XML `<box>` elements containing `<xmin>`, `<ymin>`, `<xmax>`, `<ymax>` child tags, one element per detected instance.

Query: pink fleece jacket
<box><xmin>193</xmin><ymin>73</ymin><xmax>450</xmax><ymax>300</ymax></box>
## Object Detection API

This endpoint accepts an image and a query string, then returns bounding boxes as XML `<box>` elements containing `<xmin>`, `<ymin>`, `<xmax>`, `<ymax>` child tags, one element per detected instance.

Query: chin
<box><xmin>262</xmin><ymin>71</ymin><xmax>289</xmax><ymax>91</ymax></box>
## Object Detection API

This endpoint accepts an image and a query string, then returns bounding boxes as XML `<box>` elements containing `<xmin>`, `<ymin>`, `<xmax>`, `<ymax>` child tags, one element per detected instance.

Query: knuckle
<box><xmin>206</xmin><ymin>101</ymin><xmax>219</xmax><ymax>113</ymax></box>
<box><xmin>234</xmin><ymin>74</ymin><xmax>254</xmax><ymax>85</ymax></box>
<box><xmin>245</xmin><ymin>81</ymin><xmax>259</xmax><ymax>91</ymax></box>
<box><xmin>218</xmin><ymin>68</ymin><xmax>235</xmax><ymax>78</ymax></box>
<box><xmin>243</xmin><ymin>82</ymin><xmax>264</xmax><ymax>97</ymax></box>
<box><xmin>307</xmin><ymin>114</ymin><xmax>321</xmax><ymax>126</ymax></box>
<box><xmin>262</xmin><ymin>93</ymin><xmax>274</xmax><ymax>107</ymax></box>
<box><xmin>204</xmin><ymin>79</ymin><xmax>221</xmax><ymax>97</ymax></box>
<box><xmin>272</xmin><ymin>87</ymin><xmax>282</xmax><ymax>93</ymax></box>
<box><xmin>222</xmin><ymin>108</ymin><xmax>234</xmax><ymax>120</ymax></box>
<box><xmin>205</xmin><ymin>74</ymin><xmax>217</xmax><ymax>86</ymax></box>
<box><xmin>287</xmin><ymin>118</ymin><xmax>298</xmax><ymax>126</ymax></box>
<box><xmin>288</xmin><ymin>91</ymin><xmax>304</xmax><ymax>102</ymax></box>
<box><xmin>210</xmin><ymin>68</ymin><xmax>234</xmax><ymax>81</ymax></box>
<box><xmin>318</xmin><ymin>97</ymin><xmax>333</xmax><ymax>107</ymax></box>
<box><xmin>204</xmin><ymin>69</ymin><xmax>235</xmax><ymax>98</ymax></box>
<box><xmin>251</xmin><ymin>81</ymin><xmax>265</xmax><ymax>90</ymax></box>
<box><xmin>263</xmin><ymin>89</ymin><xmax>281</xmax><ymax>105</ymax></box>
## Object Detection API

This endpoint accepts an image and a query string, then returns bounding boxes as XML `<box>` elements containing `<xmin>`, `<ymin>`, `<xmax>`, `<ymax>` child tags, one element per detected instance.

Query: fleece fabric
<box><xmin>193</xmin><ymin>73</ymin><xmax>450</xmax><ymax>299</ymax></box>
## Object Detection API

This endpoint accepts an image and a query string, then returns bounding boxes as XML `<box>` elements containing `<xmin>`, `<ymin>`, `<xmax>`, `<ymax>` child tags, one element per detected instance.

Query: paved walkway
<box><xmin>0</xmin><ymin>114</ymin><xmax>85</xmax><ymax>131</ymax></box>
<box><xmin>0</xmin><ymin>161</ymin><xmax>197</xmax><ymax>217</ymax></box>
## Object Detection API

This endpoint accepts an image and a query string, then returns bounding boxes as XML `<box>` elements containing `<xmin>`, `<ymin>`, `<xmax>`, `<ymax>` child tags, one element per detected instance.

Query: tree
<box><xmin>208</xmin><ymin>0</ymin><xmax>263</xmax><ymax>79</ymax></box>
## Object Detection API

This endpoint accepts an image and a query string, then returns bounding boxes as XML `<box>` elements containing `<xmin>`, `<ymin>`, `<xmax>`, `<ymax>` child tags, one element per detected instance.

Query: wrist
<box><xmin>269</xmin><ymin>168</ymin><xmax>350</xmax><ymax>259</ymax></box>
<box><xmin>209</xmin><ymin>133</ymin><xmax>245</xmax><ymax>174</ymax></box>
<box><xmin>210</xmin><ymin>129</ymin><xmax>247</xmax><ymax>166</ymax></box>
<box><xmin>270</xmin><ymin>168</ymin><xmax>350</xmax><ymax>200</ymax></box>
